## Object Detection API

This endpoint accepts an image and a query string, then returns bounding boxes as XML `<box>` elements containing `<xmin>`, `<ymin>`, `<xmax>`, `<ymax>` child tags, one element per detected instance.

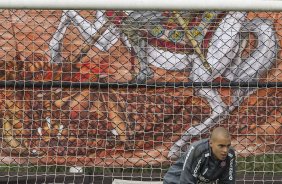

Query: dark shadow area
<box><xmin>0</xmin><ymin>173</ymin><xmax>281</xmax><ymax>184</ymax></box>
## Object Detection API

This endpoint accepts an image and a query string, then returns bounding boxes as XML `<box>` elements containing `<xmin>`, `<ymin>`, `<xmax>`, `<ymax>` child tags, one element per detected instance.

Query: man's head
<box><xmin>209</xmin><ymin>127</ymin><xmax>231</xmax><ymax>161</ymax></box>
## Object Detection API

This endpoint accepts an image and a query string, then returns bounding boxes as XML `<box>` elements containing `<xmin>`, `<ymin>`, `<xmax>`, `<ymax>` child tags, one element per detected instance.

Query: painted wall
<box><xmin>0</xmin><ymin>10</ymin><xmax>281</xmax><ymax>167</ymax></box>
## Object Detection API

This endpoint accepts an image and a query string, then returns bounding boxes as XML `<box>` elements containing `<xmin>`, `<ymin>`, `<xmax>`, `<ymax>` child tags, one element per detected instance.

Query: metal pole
<box><xmin>1</xmin><ymin>0</ymin><xmax>282</xmax><ymax>11</ymax></box>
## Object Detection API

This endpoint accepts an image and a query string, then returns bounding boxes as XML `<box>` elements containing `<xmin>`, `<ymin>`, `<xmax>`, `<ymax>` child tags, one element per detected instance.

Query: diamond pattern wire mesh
<box><xmin>0</xmin><ymin>9</ymin><xmax>281</xmax><ymax>183</ymax></box>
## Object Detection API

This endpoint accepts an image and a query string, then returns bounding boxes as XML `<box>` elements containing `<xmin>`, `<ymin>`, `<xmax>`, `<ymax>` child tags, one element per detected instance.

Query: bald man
<box><xmin>163</xmin><ymin>127</ymin><xmax>236</xmax><ymax>184</ymax></box>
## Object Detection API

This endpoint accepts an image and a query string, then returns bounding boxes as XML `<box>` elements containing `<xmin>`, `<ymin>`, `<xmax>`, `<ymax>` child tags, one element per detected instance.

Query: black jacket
<box><xmin>163</xmin><ymin>139</ymin><xmax>236</xmax><ymax>184</ymax></box>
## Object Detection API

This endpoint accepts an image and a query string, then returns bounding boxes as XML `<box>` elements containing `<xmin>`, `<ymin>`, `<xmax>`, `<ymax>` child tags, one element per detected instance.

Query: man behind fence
<box><xmin>163</xmin><ymin>127</ymin><xmax>236</xmax><ymax>184</ymax></box>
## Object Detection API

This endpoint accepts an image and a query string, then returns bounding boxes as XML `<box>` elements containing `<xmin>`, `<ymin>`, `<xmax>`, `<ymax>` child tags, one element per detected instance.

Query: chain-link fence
<box><xmin>0</xmin><ymin>10</ymin><xmax>281</xmax><ymax>183</ymax></box>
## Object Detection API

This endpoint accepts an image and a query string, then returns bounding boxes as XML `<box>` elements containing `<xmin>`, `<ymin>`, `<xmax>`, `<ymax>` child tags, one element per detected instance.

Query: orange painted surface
<box><xmin>0</xmin><ymin>10</ymin><xmax>281</xmax><ymax>166</ymax></box>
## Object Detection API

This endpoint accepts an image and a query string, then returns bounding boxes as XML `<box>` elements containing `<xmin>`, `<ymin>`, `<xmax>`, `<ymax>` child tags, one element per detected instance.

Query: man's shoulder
<box><xmin>190</xmin><ymin>139</ymin><xmax>210</xmax><ymax>155</ymax></box>
<box><xmin>228</xmin><ymin>147</ymin><xmax>236</xmax><ymax>158</ymax></box>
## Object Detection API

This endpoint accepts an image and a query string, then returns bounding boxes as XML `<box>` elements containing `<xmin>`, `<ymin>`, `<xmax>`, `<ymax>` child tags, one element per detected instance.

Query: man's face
<box><xmin>209</xmin><ymin>135</ymin><xmax>231</xmax><ymax>160</ymax></box>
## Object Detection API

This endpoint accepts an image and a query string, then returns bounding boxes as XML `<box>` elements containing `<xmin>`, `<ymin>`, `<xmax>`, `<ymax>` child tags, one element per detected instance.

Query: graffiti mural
<box><xmin>0</xmin><ymin>10</ymin><xmax>281</xmax><ymax>167</ymax></box>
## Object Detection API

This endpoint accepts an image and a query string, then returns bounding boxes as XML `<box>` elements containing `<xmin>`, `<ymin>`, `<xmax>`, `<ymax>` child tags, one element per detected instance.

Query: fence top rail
<box><xmin>1</xmin><ymin>0</ymin><xmax>282</xmax><ymax>11</ymax></box>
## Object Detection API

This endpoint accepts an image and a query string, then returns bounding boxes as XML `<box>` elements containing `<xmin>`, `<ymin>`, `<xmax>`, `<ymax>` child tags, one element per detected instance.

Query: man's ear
<box><xmin>209</xmin><ymin>139</ymin><xmax>213</xmax><ymax>146</ymax></box>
